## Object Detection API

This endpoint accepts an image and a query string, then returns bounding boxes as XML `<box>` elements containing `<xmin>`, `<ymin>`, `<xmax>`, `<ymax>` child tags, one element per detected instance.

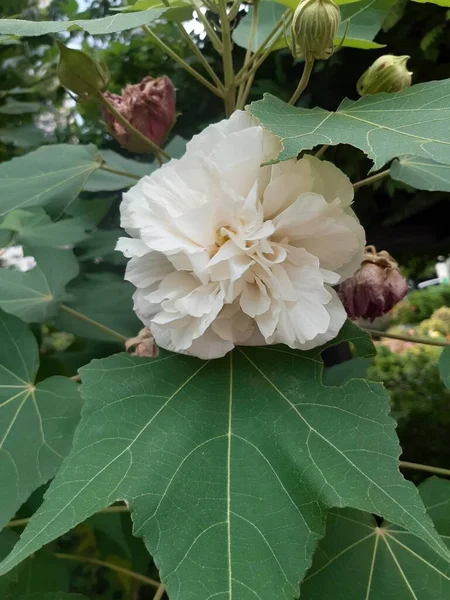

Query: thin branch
<box><xmin>400</xmin><ymin>461</ymin><xmax>450</xmax><ymax>478</ymax></box>
<box><xmin>288</xmin><ymin>58</ymin><xmax>315</xmax><ymax>106</ymax></box>
<box><xmin>99</xmin><ymin>164</ymin><xmax>141</xmax><ymax>181</ymax></box>
<box><xmin>236</xmin><ymin>0</ymin><xmax>259</xmax><ymax>109</ymax></box>
<box><xmin>71</xmin><ymin>374</ymin><xmax>81</xmax><ymax>383</ymax></box>
<box><xmin>154</xmin><ymin>584</ymin><xmax>166</xmax><ymax>600</ymax></box>
<box><xmin>60</xmin><ymin>304</ymin><xmax>128</xmax><ymax>343</ymax></box>
<box><xmin>353</xmin><ymin>169</ymin><xmax>390</xmax><ymax>189</ymax></box>
<box><xmin>55</xmin><ymin>553</ymin><xmax>160</xmax><ymax>588</ymax></box>
<box><xmin>6</xmin><ymin>505</ymin><xmax>129</xmax><ymax>529</ymax></box>
<box><xmin>96</xmin><ymin>92</ymin><xmax>168</xmax><ymax>164</ymax></box>
<box><xmin>364</xmin><ymin>327</ymin><xmax>449</xmax><ymax>348</ymax></box>
<box><xmin>143</xmin><ymin>25</ymin><xmax>223</xmax><ymax>98</ymax></box>
<box><xmin>314</xmin><ymin>144</ymin><xmax>329</xmax><ymax>159</ymax></box>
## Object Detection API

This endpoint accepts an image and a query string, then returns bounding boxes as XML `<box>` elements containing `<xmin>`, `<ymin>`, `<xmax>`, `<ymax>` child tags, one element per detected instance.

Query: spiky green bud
<box><xmin>290</xmin><ymin>0</ymin><xmax>341</xmax><ymax>61</ymax></box>
<box><xmin>357</xmin><ymin>55</ymin><xmax>413</xmax><ymax>97</ymax></box>
<box><xmin>56</xmin><ymin>41</ymin><xmax>109</xmax><ymax>97</ymax></box>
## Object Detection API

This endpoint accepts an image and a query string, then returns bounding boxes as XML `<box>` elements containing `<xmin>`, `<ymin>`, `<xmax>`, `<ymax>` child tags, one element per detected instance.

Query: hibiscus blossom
<box><xmin>117</xmin><ymin>110</ymin><xmax>365</xmax><ymax>359</ymax></box>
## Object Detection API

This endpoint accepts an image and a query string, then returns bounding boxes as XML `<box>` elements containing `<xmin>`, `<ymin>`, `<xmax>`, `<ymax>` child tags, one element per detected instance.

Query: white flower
<box><xmin>117</xmin><ymin>110</ymin><xmax>365</xmax><ymax>359</ymax></box>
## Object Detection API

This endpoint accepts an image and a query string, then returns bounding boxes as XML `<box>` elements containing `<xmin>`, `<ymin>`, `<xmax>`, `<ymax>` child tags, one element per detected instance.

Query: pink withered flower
<box><xmin>339</xmin><ymin>246</ymin><xmax>408</xmax><ymax>321</ymax></box>
<box><xmin>102</xmin><ymin>76</ymin><xmax>176</xmax><ymax>153</ymax></box>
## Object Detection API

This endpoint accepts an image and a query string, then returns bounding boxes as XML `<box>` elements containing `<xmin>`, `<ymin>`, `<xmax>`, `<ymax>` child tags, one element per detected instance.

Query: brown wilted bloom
<box><xmin>339</xmin><ymin>246</ymin><xmax>409</xmax><ymax>321</ymax></box>
<box><xmin>102</xmin><ymin>76</ymin><xmax>175</xmax><ymax>153</ymax></box>
<box><xmin>125</xmin><ymin>328</ymin><xmax>159</xmax><ymax>358</ymax></box>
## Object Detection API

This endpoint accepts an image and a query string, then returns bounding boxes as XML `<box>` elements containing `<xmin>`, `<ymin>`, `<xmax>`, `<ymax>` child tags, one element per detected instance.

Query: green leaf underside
<box><xmin>0</xmin><ymin>329</ymin><xmax>447</xmax><ymax>599</ymax></box>
<box><xmin>248</xmin><ymin>79</ymin><xmax>450</xmax><ymax>171</ymax></box>
<box><xmin>0</xmin><ymin>145</ymin><xmax>101</xmax><ymax>218</ymax></box>
<box><xmin>439</xmin><ymin>347</ymin><xmax>450</xmax><ymax>389</ymax></box>
<box><xmin>300</xmin><ymin>477</ymin><xmax>450</xmax><ymax>599</ymax></box>
<box><xmin>0</xmin><ymin>248</ymin><xmax>79</xmax><ymax>323</ymax></box>
<box><xmin>390</xmin><ymin>155</ymin><xmax>450</xmax><ymax>192</ymax></box>
<box><xmin>0</xmin><ymin>9</ymin><xmax>165</xmax><ymax>37</ymax></box>
<box><xmin>0</xmin><ymin>311</ymin><xmax>81</xmax><ymax>530</ymax></box>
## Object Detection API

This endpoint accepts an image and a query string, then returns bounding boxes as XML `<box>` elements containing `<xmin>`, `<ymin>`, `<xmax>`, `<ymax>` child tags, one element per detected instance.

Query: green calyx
<box><xmin>357</xmin><ymin>55</ymin><xmax>413</xmax><ymax>97</ymax></box>
<box><xmin>290</xmin><ymin>0</ymin><xmax>341</xmax><ymax>61</ymax></box>
<box><xmin>56</xmin><ymin>41</ymin><xmax>110</xmax><ymax>97</ymax></box>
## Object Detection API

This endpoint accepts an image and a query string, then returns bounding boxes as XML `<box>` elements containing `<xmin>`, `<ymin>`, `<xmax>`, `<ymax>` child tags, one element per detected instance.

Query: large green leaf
<box><xmin>439</xmin><ymin>347</ymin><xmax>450</xmax><ymax>389</ymax></box>
<box><xmin>0</xmin><ymin>209</ymin><xmax>91</xmax><ymax>248</ymax></box>
<box><xmin>0</xmin><ymin>145</ymin><xmax>101</xmax><ymax>218</ymax></box>
<box><xmin>248</xmin><ymin>79</ymin><xmax>450</xmax><ymax>170</ymax></box>
<box><xmin>300</xmin><ymin>477</ymin><xmax>450</xmax><ymax>599</ymax></box>
<box><xmin>0</xmin><ymin>248</ymin><xmax>79</xmax><ymax>322</ymax></box>
<box><xmin>412</xmin><ymin>0</ymin><xmax>450</xmax><ymax>5</ymax></box>
<box><xmin>0</xmin><ymin>99</ymin><xmax>41</xmax><ymax>114</ymax></box>
<box><xmin>390</xmin><ymin>155</ymin><xmax>450</xmax><ymax>191</ymax></box>
<box><xmin>77</xmin><ymin>230</ymin><xmax>128</xmax><ymax>266</ymax></box>
<box><xmin>0</xmin><ymin>326</ymin><xmax>447</xmax><ymax>598</ymax></box>
<box><xmin>0</xmin><ymin>311</ymin><xmax>81</xmax><ymax>531</ymax></box>
<box><xmin>54</xmin><ymin>272</ymin><xmax>141</xmax><ymax>342</ymax></box>
<box><xmin>0</xmin><ymin>9</ymin><xmax>165</xmax><ymax>37</ymax></box>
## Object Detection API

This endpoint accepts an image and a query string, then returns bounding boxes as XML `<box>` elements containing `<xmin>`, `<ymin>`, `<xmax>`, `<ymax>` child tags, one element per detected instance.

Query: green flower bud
<box><xmin>357</xmin><ymin>55</ymin><xmax>413</xmax><ymax>97</ymax></box>
<box><xmin>56</xmin><ymin>41</ymin><xmax>109</xmax><ymax>97</ymax></box>
<box><xmin>290</xmin><ymin>0</ymin><xmax>341</xmax><ymax>61</ymax></box>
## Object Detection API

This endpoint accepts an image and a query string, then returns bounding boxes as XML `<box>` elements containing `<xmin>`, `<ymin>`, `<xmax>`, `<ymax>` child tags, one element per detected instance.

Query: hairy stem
<box><xmin>60</xmin><ymin>304</ymin><xmax>128</xmax><ymax>343</ymax></box>
<box><xmin>143</xmin><ymin>25</ymin><xmax>223</xmax><ymax>98</ymax></box>
<box><xmin>55</xmin><ymin>553</ymin><xmax>160</xmax><ymax>588</ymax></box>
<box><xmin>353</xmin><ymin>169</ymin><xmax>390</xmax><ymax>189</ymax></box>
<box><xmin>96</xmin><ymin>92</ymin><xmax>168</xmax><ymax>164</ymax></box>
<box><xmin>219</xmin><ymin>0</ymin><xmax>236</xmax><ymax>116</ymax></box>
<box><xmin>289</xmin><ymin>58</ymin><xmax>315</xmax><ymax>106</ymax></box>
<box><xmin>314</xmin><ymin>144</ymin><xmax>329</xmax><ymax>159</ymax></box>
<box><xmin>400</xmin><ymin>461</ymin><xmax>450</xmax><ymax>478</ymax></box>
<box><xmin>99</xmin><ymin>164</ymin><xmax>141</xmax><ymax>180</ymax></box>
<box><xmin>364</xmin><ymin>327</ymin><xmax>449</xmax><ymax>348</ymax></box>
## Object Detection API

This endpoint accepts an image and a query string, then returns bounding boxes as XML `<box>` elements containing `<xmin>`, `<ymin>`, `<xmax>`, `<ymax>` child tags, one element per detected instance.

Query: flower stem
<box><xmin>161</xmin><ymin>0</ymin><xmax>225</xmax><ymax>92</ymax></box>
<box><xmin>353</xmin><ymin>169</ymin><xmax>390</xmax><ymax>189</ymax></box>
<box><xmin>96</xmin><ymin>91</ymin><xmax>169</xmax><ymax>164</ymax></box>
<box><xmin>400</xmin><ymin>461</ymin><xmax>450</xmax><ymax>478</ymax></box>
<box><xmin>55</xmin><ymin>553</ymin><xmax>160</xmax><ymax>588</ymax></box>
<box><xmin>363</xmin><ymin>327</ymin><xmax>449</xmax><ymax>348</ymax></box>
<box><xmin>289</xmin><ymin>58</ymin><xmax>315</xmax><ymax>105</ymax></box>
<box><xmin>154</xmin><ymin>584</ymin><xmax>166</xmax><ymax>600</ymax></box>
<box><xmin>99</xmin><ymin>164</ymin><xmax>141</xmax><ymax>181</ymax></box>
<box><xmin>236</xmin><ymin>0</ymin><xmax>259</xmax><ymax>109</ymax></box>
<box><xmin>314</xmin><ymin>144</ymin><xmax>329</xmax><ymax>159</ymax></box>
<box><xmin>143</xmin><ymin>25</ymin><xmax>223</xmax><ymax>99</ymax></box>
<box><xmin>195</xmin><ymin>8</ymin><xmax>223</xmax><ymax>54</ymax></box>
<box><xmin>60</xmin><ymin>304</ymin><xmax>128</xmax><ymax>343</ymax></box>
<box><xmin>219</xmin><ymin>0</ymin><xmax>236</xmax><ymax>116</ymax></box>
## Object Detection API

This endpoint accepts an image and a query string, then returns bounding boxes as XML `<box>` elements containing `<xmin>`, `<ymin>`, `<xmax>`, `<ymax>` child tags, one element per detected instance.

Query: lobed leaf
<box><xmin>0</xmin><ymin>311</ymin><xmax>81</xmax><ymax>530</ymax></box>
<box><xmin>0</xmin><ymin>327</ymin><xmax>447</xmax><ymax>599</ymax></box>
<box><xmin>248</xmin><ymin>79</ymin><xmax>450</xmax><ymax>171</ymax></box>
<box><xmin>390</xmin><ymin>155</ymin><xmax>450</xmax><ymax>191</ymax></box>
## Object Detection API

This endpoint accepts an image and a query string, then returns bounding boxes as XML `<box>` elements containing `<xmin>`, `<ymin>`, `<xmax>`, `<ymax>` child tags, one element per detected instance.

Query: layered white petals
<box><xmin>118</xmin><ymin>110</ymin><xmax>365</xmax><ymax>359</ymax></box>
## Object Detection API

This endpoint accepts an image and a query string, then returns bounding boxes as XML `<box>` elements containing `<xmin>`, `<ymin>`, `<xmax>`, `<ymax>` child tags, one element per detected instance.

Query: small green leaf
<box><xmin>439</xmin><ymin>347</ymin><xmax>450</xmax><ymax>389</ymax></box>
<box><xmin>300</xmin><ymin>477</ymin><xmax>450</xmax><ymax>600</ymax></box>
<box><xmin>0</xmin><ymin>248</ymin><xmax>79</xmax><ymax>322</ymax></box>
<box><xmin>0</xmin><ymin>329</ymin><xmax>447</xmax><ymax>598</ymax></box>
<box><xmin>0</xmin><ymin>209</ymin><xmax>91</xmax><ymax>248</ymax></box>
<box><xmin>54</xmin><ymin>272</ymin><xmax>141</xmax><ymax>342</ymax></box>
<box><xmin>248</xmin><ymin>79</ymin><xmax>450</xmax><ymax>170</ymax></box>
<box><xmin>0</xmin><ymin>125</ymin><xmax>53</xmax><ymax>149</ymax></box>
<box><xmin>0</xmin><ymin>9</ymin><xmax>165</xmax><ymax>37</ymax></box>
<box><xmin>390</xmin><ymin>155</ymin><xmax>450</xmax><ymax>191</ymax></box>
<box><xmin>0</xmin><ymin>145</ymin><xmax>101</xmax><ymax>218</ymax></box>
<box><xmin>0</xmin><ymin>311</ymin><xmax>81</xmax><ymax>530</ymax></box>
